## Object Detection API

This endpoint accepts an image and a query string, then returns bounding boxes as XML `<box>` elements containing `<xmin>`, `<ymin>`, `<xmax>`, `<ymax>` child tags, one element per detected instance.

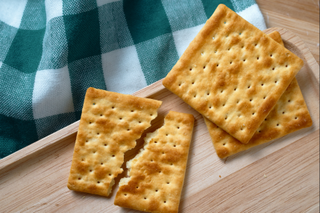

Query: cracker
<box><xmin>67</xmin><ymin>87</ymin><xmax>162</xmax><ymax>196</ymax></box>
<box><xmin>204</xmin><ymin>31</ymin><xmax>312</xmax><ymax>158</ymax></box>
<box><xmin>114</xmin><ymin>111</ymin><xmax>194</xmax><ymax>213</ymax></box>
<box><xmin>162</xmin><ymin>4</ymin><xmax>304</xmax><ymax>144</ymax></box>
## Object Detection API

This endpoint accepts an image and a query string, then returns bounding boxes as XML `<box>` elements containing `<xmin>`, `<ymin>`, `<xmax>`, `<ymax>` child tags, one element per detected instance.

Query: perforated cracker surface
<box><xmin>114</xmin><ymin>111</ymin><xmax>194</xmax><ymax>213</ymax></box>
<box><xmin>67</xmin><ymin>87</ymin><xmax>162</xmax><ymax>196</ymax></box>
<box><xmin>204</xmin><ymin>31</ymin><xmax>312</xmax><ymax>158</ymax></box>
<box><xmin>162</xmin><ymin>4</ymin><xmax>304</xmax><ymax>144</ymax></box>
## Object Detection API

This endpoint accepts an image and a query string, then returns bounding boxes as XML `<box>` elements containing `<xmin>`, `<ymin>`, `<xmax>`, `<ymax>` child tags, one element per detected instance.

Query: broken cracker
<box><xmin>163</xmin><ymin>4</ymin><xmax>304</xmax><ymax>144</ymax></box>
<box><xmin>114</xmin><ymin>111</ymin><xmax>194</xmax><ymax>213</ymax></box>
<box><xmin>67</xmin><ymin>87</ymin><xmax>162</xmax><ymax>196</ymax></box>
<box><xmin>204</xmin><ymin>31</ymin><xmax>312</xmax><ymax>158</ymax></box>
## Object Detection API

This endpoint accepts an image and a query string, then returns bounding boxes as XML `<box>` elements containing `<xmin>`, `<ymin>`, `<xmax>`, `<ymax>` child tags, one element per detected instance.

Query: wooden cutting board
<box><xmin>0</xmin><ymin>28</ymin><xmax>319</xmax><ymax>212</ymax></box>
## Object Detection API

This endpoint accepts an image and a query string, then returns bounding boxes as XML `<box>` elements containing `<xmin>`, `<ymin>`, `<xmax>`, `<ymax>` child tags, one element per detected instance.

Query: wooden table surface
<box><xmin>256</xmin><ymin>0</ymin><xmax>319</xmax><ymax>64</ymax></box>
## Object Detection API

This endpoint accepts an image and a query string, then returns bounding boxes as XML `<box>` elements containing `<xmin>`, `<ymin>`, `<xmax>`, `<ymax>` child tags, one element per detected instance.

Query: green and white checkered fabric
<box><xmin>0</xmin><ymin>0</ymin><xmax>266</xmax><ymax>158</ymax></box>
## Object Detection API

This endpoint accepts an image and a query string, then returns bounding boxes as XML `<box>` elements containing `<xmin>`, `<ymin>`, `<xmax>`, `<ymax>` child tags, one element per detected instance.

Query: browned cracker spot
<box><xmin>204</xmin><ymin>31</ymin><xmax>312</xmax><ymax>158</ymax></box>
<box><xmin>114</xmin><ymin>111</ymin><xmax>194</xmax><ymax>213</ymax></box>
<box><xmin>162</xmin><ymin>4</ymin><xmax>304</xmax><ymax>144</ymax></box>
<box><xmin>67</xmin><ymin>87</ymin><xmax>162</xmax><ymax>196</ymax></box>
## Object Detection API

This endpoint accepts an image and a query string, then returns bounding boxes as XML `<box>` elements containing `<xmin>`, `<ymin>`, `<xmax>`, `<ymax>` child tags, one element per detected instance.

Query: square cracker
<box><xmin>204</xmin><ymin>31</ymin><xmax>312</xmax><ymax>158</ymax></box>
<box><xmin>67</xmin><ymin>87</ymin><xmax>162</xmax><ymax>196</ymax></box>
<box><xmin>162</xmin><ymin>4</ymin><xmax>304</xmax><ymax>144</ymax></box>
<box><xmin>114</xmin><ymin>111</ymin><xmax>194</xmax><ymax>213</ymax></box>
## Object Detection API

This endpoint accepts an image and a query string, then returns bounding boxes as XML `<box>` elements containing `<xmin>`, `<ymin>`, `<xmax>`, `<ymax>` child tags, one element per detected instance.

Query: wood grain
<box><xmin>0</xmin><ymin>28</ymin><xmax>318</xmax><ymax>212</ymax></box>
<box><xmin>256</xmin><ymin>0</ymin><xmax>319</xmax><ymax>64</ymax></box>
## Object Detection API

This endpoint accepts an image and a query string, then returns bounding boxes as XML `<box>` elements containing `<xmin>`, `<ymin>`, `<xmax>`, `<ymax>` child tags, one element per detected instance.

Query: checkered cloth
<box><xmin>0</xmin><ymin>0</ymin><xmax>266</xmax><ymax>158</ymax></box>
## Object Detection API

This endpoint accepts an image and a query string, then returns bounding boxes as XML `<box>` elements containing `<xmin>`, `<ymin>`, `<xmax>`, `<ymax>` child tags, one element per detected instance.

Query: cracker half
<box><xmin>114</xmin><ymin>111</ymin><xmax>194</xmax><ymax>213</ymax></box>
<box><xmin>162</xmin><ymin>4</ymin><xmax>304</xmax><ymax>144</ymax></box>
<box><xmin>204</xmin><ymin>31</ymin><xmax>312</xmax><ymax>158</ymax></box>
<box><xmin>67</xmin><ymin>87</ymin><xmax>162</xmax><ymax>196</ymax></box>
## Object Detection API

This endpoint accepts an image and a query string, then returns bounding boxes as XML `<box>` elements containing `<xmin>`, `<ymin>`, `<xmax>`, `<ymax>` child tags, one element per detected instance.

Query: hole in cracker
<box><xmin>250</xmin><ymin>99</ymin><xmax>253</xmax><ymax>102</ymax></box>
<box><xmin>170</xmin><ymin>163</ymin><xmax>173</xmax><ymax>166</ymax></box>
<box><xmin>100</xmin><ymin>114</ymin><xmax>103</xmax><ymax>116</ymax></box>
<box><xmin>272</xmin><ymin>67</ymin><xmax>275</xmax><ymax>70</ymax></box>
<box><xmin>230</xmin><ymin>61</ymin><xmax>232</xmax><ymax>64</ymax></box>
<box><xmin>228</xmin><ymin>47</ymin><xmax>230</xmax><ymax>50</ymax></box>
<box><xmin>166</xmin><ymin>134</ymin><xmax>169</xmax><ymax>136</ymax></box>
<box><xmin>255</xmin><ymin>43</ymin><xmax>258</xmax><ymax>46</ymax></box>
<box><xmin>112</xmin><ymin>155</ymin><xmax>115</xmax><ymax>157</ymax></box>
<box><xmin>167</xmin><ymin>182</ymin><xmax>170</xmax><ymax>184</ymax></box>
<box><xmin>275</xmin><ymin>80</ymin><xmax>278</xmax><ymax>83</ymax></box>
<box><xmin>162</xmin><ymin>152</ymin><xmax>165</xmax><ymax>154</ymax></box>
<box><xmin>263</xmin><ymin>96</ymin><xmax>266</xmax><ymax>99</ymax></box>
<box><xmin>252</xmin><ymin>112</ymin><xmax>255</xmax><ymax>115</ymax></box>
<box><xmin>93</xmin><ymin>103</ymin><xmax>96</xmax><ymax>105</ymax></box>
<box><xmin>90</xmin><ymin>170</ymin><xmax>92</xmax><ymax>172</ymax></box>
<box><xmin>222</xmin><ymin>103</ymin><xmax>225</xmax><ymax>107</ymax></box>
<box><xmin>234</xmin><ymin>88</ymin><xmax>237</xmax><ymax>91</ymax></box>
<box><xmin>189</xmin><ymin>68</ymin><xmax>192</xmax><ymax>71</ymax></box>
<box><xmin>258</xmin><ymin>130</ymin><xmax>262</xmax><ymax>133</ymax></box>
<box><xmin>295</xmin><ymin>117</ymin><xmax>298</xmax><ymax>119</ymax></box>
<box><xmin>101</xmin><ymin>162</ymin><xmax>103</xmax><ymax>165</ymax></box>
<box><xmin>225</xmin><ymin>116</ymin><xmax>227</xmax><ymax>120</ymax></box>
<box><xmin>215</xmin><ymin>50</ymin><xmax>217</xmax><ymax>53</ymax></box>
<box><xmin>212</xmin><ymin>36</ymin><xmax>215</xmax><ymax>40</ymax></box>
<box><xmin>155</xmin><ymin>189</ymin><xmax>158</xmax><ymax>192</ymax></box>
<box><xmin>93</xmin><ymin>151</ymin><xmax>96</xmax><ymax>154</ymax></box>
<box><xmin>177</xmin><ymin>126</ymin><xmax>180</xmax><ymax>129</ymax></box>
<box><xmin>124</xmin><ymin>194</ymin><xmax>127</xmax><ymax>196</ymax></box>
<box><xmin>136</xmin><ymin>186</ymin><xmax>139</xmax><ymax>189</ymax></box>
<box><xmin>144</xmin><ymin>197</ymin><xmax>147</xmax><ymax>200</ymax></box>
<box><xmin>221</xmin><ymin>90</ymin><xmax>223</xmax><ymax>93</ymax></box>
<box><xmin>239</xmin><ymin>32</ymin><xmax>242</xmax><ymax>35</ymax></box>
<box><xmin>154</xmin><ymin>141</ymin><xmax>157</xmax><ymax>143</ymax></box>
<box><xmin>207</xmin><ymin>92</ymin><xmax>210</xmax><ymax>95</ymax></box>
<box><xmin>209</xmin><ymin>106</ymin><xmax>212</xmax><ymax>109</ymax></box>
<box><xmin>224</xmin><ymin>21</ymin><xmax>226</xmax><ymax>24</ymax></box>
<box><xmin>270</xmin><ymin>54</ymin><xmax>273</xmax><ymax>57</ymax></box>
<box><xmin>119</xmin><ymin>117</ymin><xmax>122</xmax><ymax>120</ymax></box>
<box><xmin>127</xmin><ymin>129</ymin><xmax>130</xmax><ymax>131</ymax></box>
<box><xmin>86</xmin><ymin>140</ymin><xmax>88</xmax><ymax>143</ymax></box>
<box><xmin>288</xmin><ymin>100</ymin><xmax>291</xmax><ymax>102</ymax></box>
<box><xmin>277</xmin><ymin>123</ymin><xmax>280</xmax><ymax>126</ymax></box>
<box><xmin>242</xmin><ymin>46</ymin><xmax>244</xmax><ymax>48</ymax></box>
<box><xmin>78</xmin><ymin>177</ymin><xmax>81</xmax><ymax>180</ymax></box>
<box><xmin>192</xmin><ymin>81</ymin><xmax>195</xmax><ymax>84</ymax></box>
<box><xmin>89</xmin><ymin>122</ymin><xmax>92</xmax><ymax>124</ymax></box>
<box><xmin>164</xmin><ymin>201</ymin><xmax>167</xmax><ymax>203</ymax></box>
<box><xmin>173</xmin><ymin>145</ymin><xmax>176</xmax><ymax>147</ymax></box>
<box><xmin>97</xmin><ymin>181</ymin><xmax>100</xmax><ymax>184</ymax></box>
<box><xmin>282</xmin><ymin>111</ymin><xmax>285</xmax><ymax>114</ymax></box>
<box><xmin>238</xmin><ymin>114</ymin><xmax>241</xmax><ymax>117</ymax></box>
<box><xmin>81</xmin><ymin>158</ymin><xmax>84</xmax><ymax>161</ymax></box>
<box><xmin>217</xmin><ymin>64</ymin><xmax>219</xmax><ymax>67</ymax></box>
<box><xmin>201</xmin><ymin>52</ymin><xmax>204</xmax><ymax>56</ymax></box>
<box><xmin>223</xmin><ymin>143</ymin><xmax>226</xmax><ymax>146</ymax></box>
<box><xmin>159</xmin><ymin>171</ymin><xmax>161</xmax><ymax>173</ymax></box>
<box><xmin>109</xmin><ymin>174</ymin><xmax>112</xmax><ymax>176</ymax></box>
<box><xmin>178</xmin><ymin>83</ymin><xmax>181</xmax><ymax>86</ymax></box>
<box><xmin>104</xmin><ymin>143</ymin><xmax>107</xmax><ymax>146</ymax></box>
<box><xmin>97</xmin><ymin>132</ymin><xmax>100</xmax><ymax>135</ymax></box>
<box><xmin>257</xmin><ymin>57</ymin><xmax>259</xmax><ymax>60</ymax></box>
<box><xmin>139</xmin><ymin>121</ymin><xmax>142</xmax><ymax>123</ymax></box>
<box><xmin>243</xmin><ymin>59</ymin><xmax>246</xmax><ymax>62</ymax></box>
<box><xmin>248</xmin><ymin>85</ymin><xmax>251</xmax><ymax>89</ymax></box>
<box><xmin>151</xmin><ymin>159</ymin><xmax>154</xmax><ymax>162</ymax></box>
<box><xmin>131</xmin><ymin>110</ymin><xmax>134</xmax><ymax>112</ymax></box>
<box><xmin>203</xmin><ymin>66</ymin><xmax>206</xmax><ymax>69</ymax></box>
<box><xmin>237</xmin><ymin>100</ymin><xmax>240</xmax><ymax>104</ymax></box>
<box><xmin>150</xmin><ymin>114</ymin><xmax>153</xmax><ymax>116</ymax></box>
<box><xmin>261</xmin><ymin>83</ymin><xmax>264</xmax><ymax>86</ymax></box>
<box><xmin>285</xmin><ymin>65</ymin><xmax>288</xmax><ymax>67</ymax></box>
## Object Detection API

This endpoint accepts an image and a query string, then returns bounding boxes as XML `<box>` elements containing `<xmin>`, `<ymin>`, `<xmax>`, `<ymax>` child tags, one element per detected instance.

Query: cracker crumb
<box><xmin>219</xmin><ymin>175</ymin><xmax>221</xmax><ymax>178</ymax></box>
<box><xmin>264</xmin><ymin>174</ymin><xmax>267</xmax><ymax>178</ymax></box>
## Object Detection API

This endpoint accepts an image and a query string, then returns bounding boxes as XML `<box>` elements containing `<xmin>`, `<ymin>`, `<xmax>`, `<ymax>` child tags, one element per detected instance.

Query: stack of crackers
<box><xmin>67</xmin><ymin>4</ymin><xmax>312</xmax><ymax>213</ymax></box>
<box><xmin>163</xmin><ymin>4</ymin><xmax>312</xmax><ymax>159</ymax></box>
